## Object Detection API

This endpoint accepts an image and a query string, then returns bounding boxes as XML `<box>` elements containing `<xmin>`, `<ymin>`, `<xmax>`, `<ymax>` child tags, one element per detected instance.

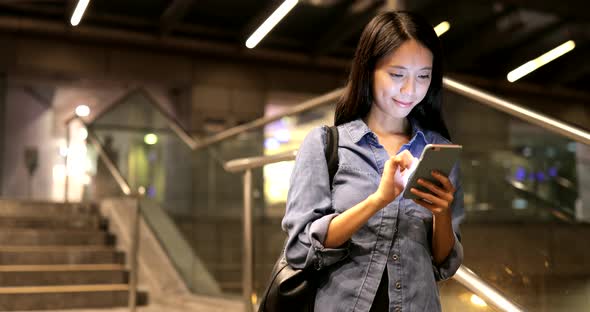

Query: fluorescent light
<box><xmin>70</xmin><ymin>0</ymin><xmax>90</xmax><ymax>26</ymax></box>
<box><xmin>434</xmin><ymin>21</ymin><xmax>450</xmax><ymax>37</ymax></box>
<box><xmin>75</xmin><ymin>104</ymin><xmax>90</xmax><ymax>117</ymax></box>
<box><xmin>507</xmin><ymin>40</ymin><xmax>575</xmax><ymax>82</ymax></box>
<box><xmin>246</xmin><ymin>0</ymin><xmax>298</xmax><ymax>49</ymax></box>
<box><xmin>144</xmin><ymin>133</ymin><xmax>158</xmax><ymax>145</ymax></box>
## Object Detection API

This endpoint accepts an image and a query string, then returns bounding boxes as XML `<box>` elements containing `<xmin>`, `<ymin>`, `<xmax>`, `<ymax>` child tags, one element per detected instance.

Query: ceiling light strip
<box><xmin>246</xmin><ymin>0</ymin><xmax>299</xmax><ymax>49</ymax></box>
<box><xmin>434</xmin><ymin>21</ymin><xmax>450</xmax><ymax>37</ymax></box>
<box><xmin>70</xmin><ymin>0</ymin><xmax>90</xmax><ymax>26</ymax></box>
<box><xmin>507</xmin><ymin>40</ymin><xmax>575</xmax><ymax>82</ymax></box>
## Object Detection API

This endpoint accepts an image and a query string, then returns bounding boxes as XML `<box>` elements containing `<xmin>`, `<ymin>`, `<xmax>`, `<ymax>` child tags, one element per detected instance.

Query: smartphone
<box><xmin>402</xmin><ymin>144</ymin><xmax>462</xmax><ymax>200</ymax></box>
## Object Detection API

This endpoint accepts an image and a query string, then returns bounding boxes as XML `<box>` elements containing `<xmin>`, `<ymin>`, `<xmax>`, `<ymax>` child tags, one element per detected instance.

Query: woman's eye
<box><xmin>390</xmin><ymin>73</ymin><xmax>404</xmax><ymax>78</ymax></box>
<box><xmin>418</xmin><ymin>75</ymin><xmax>431</xmax><ymax>79</ymax></box>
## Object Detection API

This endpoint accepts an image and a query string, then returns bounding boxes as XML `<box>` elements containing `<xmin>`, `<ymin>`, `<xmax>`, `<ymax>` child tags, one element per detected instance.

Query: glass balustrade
<box><xmin>80</xmin><ymin>86</ymin><xmax>590</xmax><ymax>311</ymax></box>
<box><xmin>79</xmin><ymin>90</ymin><xmax>205</xmax><ymax>292</ymax></box>
<box><xmin>438</xmin><ymin>89</ymin><xmax>589</xmax><ymax>311</ymax></box>
<box><xmin>190</xmin><ymin>100</ymin><xmax>334</xmax><ymax>299</ymax></box>
<box><xmin>222</xmin><ymin>88</ymin><xmax>589</xmax><ymax>311</ymax></box>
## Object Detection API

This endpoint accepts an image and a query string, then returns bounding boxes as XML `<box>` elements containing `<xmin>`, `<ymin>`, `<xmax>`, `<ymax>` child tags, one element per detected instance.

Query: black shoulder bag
<box><xmin>257</xmin><ymin>125</ymin><xmax>339</xmax><ymax>312</ymax></box>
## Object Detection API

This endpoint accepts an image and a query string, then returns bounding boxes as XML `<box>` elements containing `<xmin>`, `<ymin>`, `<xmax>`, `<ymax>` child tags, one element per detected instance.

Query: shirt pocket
<box><xmin>403</xmin><ymin>201</ymin><xmax>433</xmax><ymax>250</ymax></box>
<box><xmin>332</xmin><ymin>165</ymin><xmax>379</xmax><ymax>214</ymax></box>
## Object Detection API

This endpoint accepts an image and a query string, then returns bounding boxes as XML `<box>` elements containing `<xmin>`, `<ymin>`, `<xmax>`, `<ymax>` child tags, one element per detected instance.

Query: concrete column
<box><xmin>575</xmin><ymin>143</ymin><xmax>590</xmax><ymax>222</ymax></box>
<box><xmin>0</xmin><ymin>74</ymin><xmax>5</xmax><ymax>196</ymax></box>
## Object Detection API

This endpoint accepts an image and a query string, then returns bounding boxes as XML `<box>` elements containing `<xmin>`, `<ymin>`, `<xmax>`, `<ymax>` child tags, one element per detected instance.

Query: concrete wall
<box><xmin>1</xmin><ymin>86</ymin><xmax>60</xmax><ymax>200</ymax></box>
<box><xmin>0</xmin><ymin>33</ymin><xmax>345</xmax><ymax>131</ymax></box>
<box><xmin>1</xmin><ymin>29</ymin><xmax>588</xmax><ymax>312</ymax></box>
<box><xmin>0</xmin><ymin>32</ymin><xmax>346</xmax><ymax>202</ymax></box>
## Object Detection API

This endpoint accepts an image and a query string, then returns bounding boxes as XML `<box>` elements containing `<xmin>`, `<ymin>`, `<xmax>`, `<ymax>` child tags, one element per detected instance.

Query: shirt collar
<box><xmin>344</xmin><ymin>118</ymin><xmax>429</xmax><ymax>145</ymax></box>
<box><xmin>408</xmin><ymin>117</ymin><xmax>429</xmax><ymax>144</ymax></box>
<box><xmin>344</xmin><ymin>119</ymin><xmax>373</xmax><ymax>144</ymax></box>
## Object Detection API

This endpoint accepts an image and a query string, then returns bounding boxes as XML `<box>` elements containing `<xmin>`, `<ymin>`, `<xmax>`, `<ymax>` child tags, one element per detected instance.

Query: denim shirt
<box><xmin>282</xmin><ymin>118</ymin><xmax>464</xmax><ymax>312</ymax></box>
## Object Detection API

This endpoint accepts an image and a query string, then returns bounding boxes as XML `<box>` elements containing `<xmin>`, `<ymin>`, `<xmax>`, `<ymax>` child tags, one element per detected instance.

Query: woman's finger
<box><xmin>410</xmin><ymin>188</ymin><xmax>449</xmax><ymax>208</ymax></box>
<box><xmin>412</xmin><ymin>198</ymin><xmax>437</xmax><ymax>211</ymax></box>
<box><xmin>399</xmin><ymin>150</ymin><xmax>414</xmax><ymax>170</ymax></box>
<box><xmin>417</xmin><ymin>179</ymin><xmax>453</xmax><ymax>202</ymax></box>
<box><xmin>431</xmin><ymin>171</ymin><xmax>455</xmax><ymax>193</ymax></box>
<box><xmin>392</xmin><ymin>150</ymin><xmax>414</xmax><ymax>171</ymax></box>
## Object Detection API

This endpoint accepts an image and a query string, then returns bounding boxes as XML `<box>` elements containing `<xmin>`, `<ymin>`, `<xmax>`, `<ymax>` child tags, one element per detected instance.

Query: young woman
<box><xmin>282</xmin><ymin>11</ymin><xmax>464</xmax><ymax>311</ymax></box>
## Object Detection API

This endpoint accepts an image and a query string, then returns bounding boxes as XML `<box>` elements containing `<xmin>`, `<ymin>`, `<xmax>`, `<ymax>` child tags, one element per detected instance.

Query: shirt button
<box><xmin>395</xmin><ymin>281</ymin><xmax>402</xmax><ymax>289</ymax></box>
<box><xmin>392</xmin><ymin>254</ymin><xmax>399</xmax><ymax>261</ymax></box>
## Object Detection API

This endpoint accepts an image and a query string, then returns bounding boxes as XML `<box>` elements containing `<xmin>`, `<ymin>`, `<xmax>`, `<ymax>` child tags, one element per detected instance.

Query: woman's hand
<box><xmin>410</xmin><ymin>171</ymin><xmax>455</xmax><ymax>216</ymax></box>
<box><xmin>371</xmin><ymin>150</ymin><xmax>414</xmax><ymax>208</ymax></box>
<box><xmin>326</xmin><ymin>150</ymin><xmax>413</xmax><ymax>248</ymax></box>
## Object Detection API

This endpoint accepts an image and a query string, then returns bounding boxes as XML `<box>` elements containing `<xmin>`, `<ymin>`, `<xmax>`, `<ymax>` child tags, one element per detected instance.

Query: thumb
<box><xmin>393</xmin><ymin>151</ymin><xmax>413</xmax><ymax>171</ymax></box>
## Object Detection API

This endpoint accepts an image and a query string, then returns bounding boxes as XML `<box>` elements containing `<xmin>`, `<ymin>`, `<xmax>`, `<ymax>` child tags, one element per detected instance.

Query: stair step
<box><xmin>0</xmin><ymin>215</ymin><xmax>104</xmax><ymax>229</ymax></box>
<box><xmin>0</xmin><ymin>284</ymin><xmax>129</xmax><ymax>310</ymax></box>
<box><xmin>0</xmin><ymin>200</ymin><xmax>98</xmax><ymax>217</ymax></box>
<box><xmin>0</xmin><ymin>283</ymin><xmax>129</xmax><ymax>293</ymax></box>
<box><xmin>0</xmin><ymin>264</ymin><xmax>125</xmax><ymax>271</ymax></box>
<box><xmin>0</xmin><ymin>264</ymin><xmax>128</xmax><ymax>286</ymax></box>
<box><xmin>0</xmin><ymin>200</ymin><xmax>146</xmax><ymax>310</ymax></box>
<box><xmin>0</xmin><ymin>246</ymin><xmax>125</xmax><ymax>265</ymax></box>
<box><xmin>0</xmin><ymin>229</ymin><xmax>113</xmax><ymax>246</ymax></box>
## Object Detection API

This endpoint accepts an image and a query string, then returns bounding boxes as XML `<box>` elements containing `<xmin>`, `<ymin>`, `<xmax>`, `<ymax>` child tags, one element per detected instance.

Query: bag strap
<box><xmin>258</xmin><ymin>126</ymin><xmax>339</xmax><ymax>312</ymax></box>
<box><xmin>325</xmin><ymin>125</ymin><xmax>339</xmax><ymax>187</ymax></box>
<box><xmin>279</xmin><ymin>125</ymin><xmax>339</xmax><ymax>252</ymax></box>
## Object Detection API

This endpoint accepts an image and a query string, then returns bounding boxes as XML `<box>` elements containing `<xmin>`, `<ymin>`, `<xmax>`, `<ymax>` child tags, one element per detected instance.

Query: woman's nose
<box><xmin>400</xmin><ymin>78</ymin><xmax>415</xmax><ymax>96</ymax></box>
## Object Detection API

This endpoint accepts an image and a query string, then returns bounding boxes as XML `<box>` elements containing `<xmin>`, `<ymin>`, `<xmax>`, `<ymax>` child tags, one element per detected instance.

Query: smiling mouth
<box><xmin>394</xmin><ymin>99</ymin><xmax>413</xmax><ymax>107</ymax></box>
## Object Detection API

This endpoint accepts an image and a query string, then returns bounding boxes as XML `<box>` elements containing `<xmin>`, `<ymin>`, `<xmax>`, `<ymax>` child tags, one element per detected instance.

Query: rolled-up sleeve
<box><xmin>281</xmin><ymin>126</ymin><xmax>349</xmax><ymax>271</ymax></box>
<box><xmin>433</xmin><ymin>162</ymin><xmax>465</xmax><ymax>281</ymax></box>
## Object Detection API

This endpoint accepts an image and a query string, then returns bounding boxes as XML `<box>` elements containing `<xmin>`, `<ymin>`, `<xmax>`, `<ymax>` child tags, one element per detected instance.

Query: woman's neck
<box><xmin>364</xmin><ymin>112</ymin><xmax>410</xmax><ymax>137</ymax></box>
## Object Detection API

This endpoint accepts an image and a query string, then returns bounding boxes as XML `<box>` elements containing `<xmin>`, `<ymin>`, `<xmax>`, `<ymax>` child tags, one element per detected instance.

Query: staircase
<box><xmin>0</xmin><ymin>199</ymin><xmax>141</xmax><ymax>311</ymax></box>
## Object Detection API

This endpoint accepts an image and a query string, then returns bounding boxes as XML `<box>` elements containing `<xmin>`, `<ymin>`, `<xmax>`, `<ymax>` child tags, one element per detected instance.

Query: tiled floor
<box><xmin>13</xmin><ymin>294</ymin><xmax>247</xmax><ymax>312</ymax></box>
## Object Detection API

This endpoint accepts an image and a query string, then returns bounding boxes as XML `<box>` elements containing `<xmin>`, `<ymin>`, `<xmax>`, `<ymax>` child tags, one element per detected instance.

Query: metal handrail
<box><xmin>82</xmin><ymin>119</ymin><xmax>132</xmax><ymax>196</ymax></box>
<box><xmin>224</xmin><ymin>152</ymin><xmax>296</xmax><ymax>172</ymax></box>
<box><xmin>192</xmin><ymin>88</ymin><xmax>343</xmax><ymax>150</ymax></box>
<box><xmin>224</xmin><ymin>150</ymin><xmax>298</xmax><ymax>173</ymax></box>
<box><xmin>455</xmin><ymin>266</ymin><xmax>524</xmax><ymax>312</ymax></box>
<box><xmin>65</xmin><ymin>88</ymin><xmax>200</xmax><ymax>150</ymax></box>
<box><xmin>189</xmin><ymin>78</ymin><xmax>589</xmax><ymax>152</ymax></box>
<box><xmin>68</xmin><ymin>118</ymin><xmax>141</xmax><ymax>312</ymax></box>
<box><xmin>224</xmin><ymin>152</ymin><xmax>526</xmax><ymax>312</ymax></box>
<box><xmin>443</xmin><ymin>77</ymin><xmax>590</xmax><ymax>145</ymax></box>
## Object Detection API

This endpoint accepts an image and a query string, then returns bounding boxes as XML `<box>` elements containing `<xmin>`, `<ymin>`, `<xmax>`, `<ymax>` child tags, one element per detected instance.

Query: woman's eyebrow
<box><xmin>389</xmin><ymin>65</ymin><xmax>432</xmax><ymax>70</ymax></box>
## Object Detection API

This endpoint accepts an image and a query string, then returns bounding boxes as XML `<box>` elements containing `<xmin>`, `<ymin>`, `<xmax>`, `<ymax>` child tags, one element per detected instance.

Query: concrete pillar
<box><xmin>0</xmin><ymin>74</ymin><xmax>5</xmax><ymax>196</ymax></box>
<box><xmin>575</xmin><ymin>143</ymin><xmax>590</xmax><ymax>222</ymax></box>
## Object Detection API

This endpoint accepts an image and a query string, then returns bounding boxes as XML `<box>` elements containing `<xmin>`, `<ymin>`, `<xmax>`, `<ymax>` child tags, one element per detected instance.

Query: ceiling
<box><xmin>0</xmin><ymin>0</ymin><xmax>588</xmax><ymax>93</ymax></box>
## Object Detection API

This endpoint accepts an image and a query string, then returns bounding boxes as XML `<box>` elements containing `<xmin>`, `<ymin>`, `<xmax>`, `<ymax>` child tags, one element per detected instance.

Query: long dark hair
<box><xmin>334</xmin><ymin>11</ymin><xmax>451</xmax><ymax>140</ymax></box>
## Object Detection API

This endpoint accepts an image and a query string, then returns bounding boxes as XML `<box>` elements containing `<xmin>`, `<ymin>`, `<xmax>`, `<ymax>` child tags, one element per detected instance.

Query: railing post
<box><xmin>243</xmin><ymin>169</ymin><xmax>254</xmax><ymax>312</ymax></box>
<box><xmin>64</xmin><ymin>120</ymin><xmax>71</xmax><ymax>202</ymax></box>
<box><xmin>453</xmin><ymin>265</ymin><xmax>524</xmax><ymax>312</ymax></box>
<box><xmin>128</xmin><ymin>196</ymin><xmax>141</xmax><ymax>312</ymax></box>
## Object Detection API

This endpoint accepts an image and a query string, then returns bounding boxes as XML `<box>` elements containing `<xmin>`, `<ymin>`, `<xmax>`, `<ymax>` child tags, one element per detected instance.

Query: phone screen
<box><xmin>402</xmin><ymin>144</ymin><xmax>462</xmax><ymax>200</ymax></box>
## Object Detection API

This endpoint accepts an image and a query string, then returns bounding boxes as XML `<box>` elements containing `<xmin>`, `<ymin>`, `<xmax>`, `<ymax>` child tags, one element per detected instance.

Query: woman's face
<box><xmin>371</xmin><ymin>39</ymin><xmax>433</xmax><ymax>121</ymax></box>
